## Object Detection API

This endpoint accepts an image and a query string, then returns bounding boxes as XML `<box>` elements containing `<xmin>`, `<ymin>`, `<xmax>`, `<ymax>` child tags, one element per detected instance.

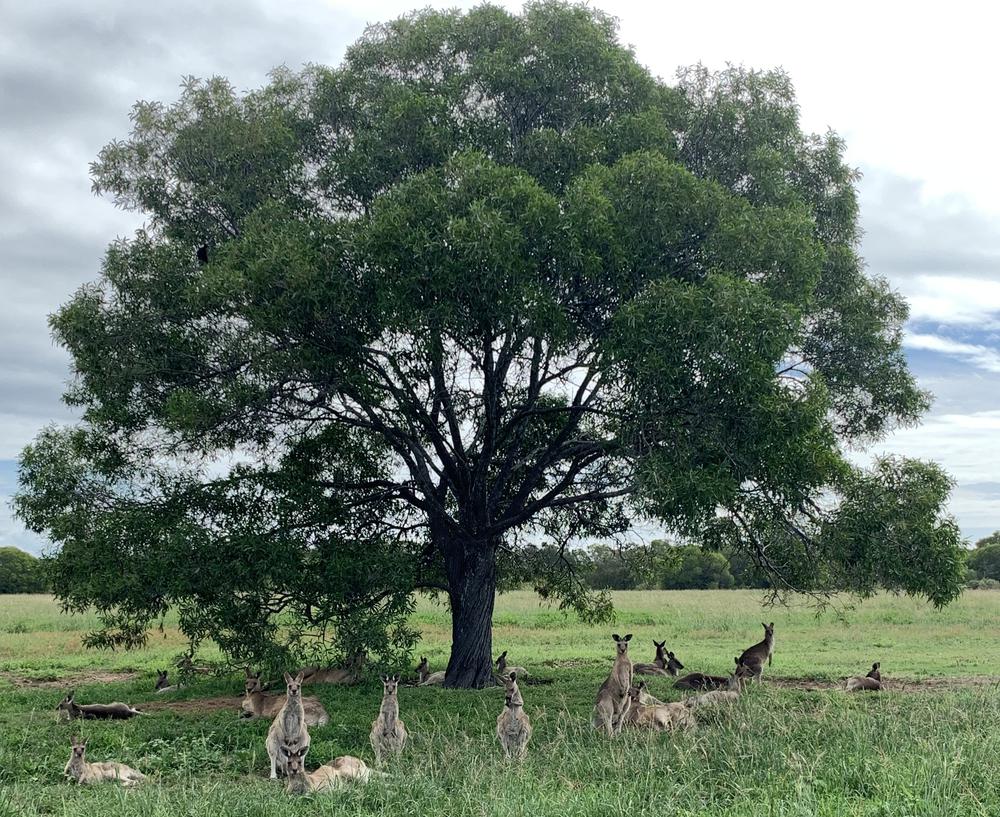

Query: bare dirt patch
<box><xmin>139</xmin><ymin>695</ymin><xmax>243</xmax><ymax>715</ymax></box>
<box><xmin>766</xmin><ymin>675</ymin><xmax>1000</xmax><ymax>693</ymax></box>
<box><xmin>0</xmin><ymin>670</ymin><xmax>139</xmax><ymax>688</ymax></box>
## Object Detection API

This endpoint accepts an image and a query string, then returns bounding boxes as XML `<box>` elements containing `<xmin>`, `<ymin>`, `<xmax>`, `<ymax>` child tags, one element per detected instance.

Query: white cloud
<box><xmin>905</xmin><ymin>333</ymin><xmax>1000</xmax><ymax>375</ymax></box>
<box><xmin>900</xmin><ymin>277</ymin><xmax>1000</xmax><ymax>327</ymax></box>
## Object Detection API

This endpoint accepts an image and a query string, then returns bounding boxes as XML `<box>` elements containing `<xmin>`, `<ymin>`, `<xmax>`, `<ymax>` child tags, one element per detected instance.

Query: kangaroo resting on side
<box><xmin>846</xmin><ymin>661</ymin><xmax>883</xmax><ymax>691</ymax></box>
<box><xmin>154</xmin><ymin>670</ymin><xmax>179</xmax><ymax>693</ymax></box>
<box><xmin>593</xmin><ymin>633</ymin><xmax>633</xmax><ymax>736</ymax></box>
<box><xmin>370</xmin><ymin>675</ymin><xmax>408</xmax><ymax>764</ymax></box>
<box><xmin>634</xmin><ymin>640</ymin><xmax>684</xmax><ymax>677</ymax></box>
<box><xmin>496</xmin><ymin>671</ymin><xmax>532</xmax><ymax>759</ymax></box>
<box><xmin>297</xmin><ymin>651</ymin><xmax>365</xmax><ymax>686</ymax></box>
<box><xmin>64</xmin><ymin>737</ymin><xmax>145</xmax><ymax>787</ymax></box>
<box><xmin>56</xmin><ymin>691</ymin><xmax>142</xmax><ymax>720</ymax></box>
<box><xmin>737</xmin><ymin>622</ymin><xmax>775</xmax><ymax>680</ymax></box>
<box><xmin>282</xmin><ymin>742</ymin><xmax>377</xmax><ymax>794</ymax></box>
<box><xmin>625</xmin><ymin>683</ymin><xmax>696</xmax><ymax>731</ymax></box>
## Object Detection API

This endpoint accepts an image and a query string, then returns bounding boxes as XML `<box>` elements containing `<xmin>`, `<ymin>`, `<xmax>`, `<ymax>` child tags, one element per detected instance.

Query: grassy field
<box><xmin>1</xmin><ymin>590</ymin><xmax>999</xmax><ymax>816</ymax></box>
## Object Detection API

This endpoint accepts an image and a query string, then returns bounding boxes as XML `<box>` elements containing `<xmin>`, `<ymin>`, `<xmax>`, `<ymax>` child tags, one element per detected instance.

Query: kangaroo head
<box><xmin>612</xmin><ymin>633</ymin><xmax>633</xmax><ymax>656</ymax></box>
<box><xmin>244</xmin><ymin>670</ymin><xmax>263</xmax><ymax>695</ymax></box>
<box><xmin>504</xmin><ymin>672</ymin><xmax>523</xmax><ymax>706</ymax></box>
<box><xmin>69</xmin><ymin>736</ymin><xmax>87</xmax><ymax>760</ymax></box>
<box><xmin>416</xmin><ymin>656</ymin><xmax>428</xmax><ymax>673</ymax></box>
<box><xmin>495</xmin><ymin>650</ymin><xmax>508</xmax><ymax>669</ymax></box>
<box><xmin>381</xmin><ymin>675</ymin><xmax>399</xmax><ymax>696</ymax></box>
<box><xmin>627</xmin><ymin>682</ymin><xmax>645</xmax><ymax>704</ymax></box>
<box><xmin>155</xmin><ymin>670</ymin><xmax>169</xmax><ymax>690</ymax></box>
<box><xmin>283</xmin><ymin>671</ymin><xmax>305</xmax><ymax>698</ymax></box>
<box><xmin>762</xmin><ymin>622</ymin><xmax>774</xmax><ymax>639</ymax></box>
<box><xmin>734</xmin><ymin>661</ymin><xmax>754</xmax><ymax>681</ymax></box>
<box><xmin>56</xmin><ymin>690</ymin><xmax>75</xmax><ymax>714</ymax></box>
<box><xmin>666</xmin><ymin>651</ymin><xmax>684</xmax><ymax>673</ymax></box>
<box><xmin>867</xmin><ymin>661</ymin><xmax>881</xmax><ymax>679</ymax></box>
<box><xmin>281</xmin><ymin>741</ymin><xmax>308</xmax><ymax>775</ymax></box>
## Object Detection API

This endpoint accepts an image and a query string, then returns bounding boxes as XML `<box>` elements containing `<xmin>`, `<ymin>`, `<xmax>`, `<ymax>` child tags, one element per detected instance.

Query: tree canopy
<box><xmin>15</xmin><ymin>2</ymin><xmax>966</xmax><ymax>686</ymax></box>
<box><xmin>0</xmin><ymin>547</ymin><xmax>48</xmax><ymax>594</ymax></box>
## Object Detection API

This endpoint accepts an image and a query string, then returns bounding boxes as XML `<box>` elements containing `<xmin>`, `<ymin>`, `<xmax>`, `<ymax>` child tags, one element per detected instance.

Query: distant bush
<box><xmin>966</xmin><ymin>577</ymin><xmax>1000</xmax><ymax>590</ymax></box>
<box><xmin>0</xmin><ymin>547</ymin><xmax>48</xmax><ymax>594</ymax></box>
<box><xmin>968</xmin><ymin>541</ymin><xmax>1000</xmax><ymax>582</ymax></box>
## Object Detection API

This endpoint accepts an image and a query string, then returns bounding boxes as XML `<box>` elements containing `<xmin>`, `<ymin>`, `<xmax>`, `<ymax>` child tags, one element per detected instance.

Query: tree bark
<box><xmin>443</xmin><ymin>539</ymin><xmax>497</xmax><ymax>689</ymax></box>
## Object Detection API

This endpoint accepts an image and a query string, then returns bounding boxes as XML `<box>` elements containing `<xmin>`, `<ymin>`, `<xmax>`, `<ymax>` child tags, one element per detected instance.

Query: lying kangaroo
<box><xmin>495</xmin><ymin>651</ymin><xmax>529</xmax><ymax>680</ymax></box>
<box><xmin>56</xmin><ymin>691</ymin><xmax>142</xmax><ymax>721</ymax></box>
<box><xmin>64</xmin><ymin>737</ymin><xmax>145</xmax><ymax>787</ymax></box>
<box><xmin>177</xmin><ymin>649</ymin><xmax>213</xmax><ymax>675</ymax></box>
<box><xmin>241</xmin><ymin>672</ymin><xmax>329</xmax><ymax>726</ymax></box>
<box><xmin>282</xmin><ymin>742</ymin><xmax>377</xmax><ymax>794</ymax></box>
<box><xmin>625</xmin><ymin>683</ymin><xmax>696</xmax><ymax>731</ymax></box>
<box><xmin>267</xmin><ymin>672</ymin><xmax>314</xmax><ymax>779</ymax></box>
<box><xmin>634</xmin><ymin>641</ymin><xmax>684</xmax><ymax>677</ymax></box>
<box><xmin>370</xmin><ymin>675</ymin><xmax>408</xmax><ymax>764</ymax></box>
<box><xmin>737</xmin><ymin>622</ymin><xmax>775</xmax><ymax>680</ymax></box>
<box><xmin>154</xmin><ymin>670</ymin><xmax>179</xmax><ymax>694</ymax></box>
<box><xmin>685</xmin><ymin>669</ymin><xmax>750</xmax><ymax>709</ymax></box>
<box><xmin>297</xmin><ymin>652</ymin><xmax>365</xmax><ymax>686</ymax></box>
<box><xmin>496</xmin><ymin>671</ymin><xmax>532</xmax><ymax>760</ymax></box>
<box><xmin>846</xmin><ymin>661</ymin><xmax>883</xmax><ymax>692</ymax></box>
<box><xmin>673</xmin><ymin>671</ymin><xmax>731</xmax><ymax>691</ymax></box>
<box><xmin>416</xmin><ymin>656</ymin><xmax>445</xmax><ymax>686</ymax></box>
<box><xmin>593</xmin><ymin>633</ymin><xmax>633</xmax><ymax>736</ymax></box>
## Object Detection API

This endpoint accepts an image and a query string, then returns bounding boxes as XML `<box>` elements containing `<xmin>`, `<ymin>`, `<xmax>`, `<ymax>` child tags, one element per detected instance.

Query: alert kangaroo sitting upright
<box><xmin>64</xmin><ymin>737</ymin><xmax>145</xmax><ymax>787</ymax></box>
<box><xmin>496</xmin><ymin>671</ymin><xmax>532</xmax><ymax>759</ymax></box>
<box><xmin>593</xmin><ymin>633</ymin><xmax>633</xmax><ymax>736</ymax></box>
<box><xmin>266</xmin><ymin>672</ymin><xmax>320</xmax><ymax>779</ymax></box>
<box><xmin>634</xmin><ymin>641</ymin><xmax>684</xmax><ymax>677</ymax></box>
<box><xmin>737</xmin><ymin>622</ymin><xmax>775</xmax><ymax>680</ymax></box>
<box><xmin>846</xmin><ymin>661</ymin><xmax>883</xmax><ymax>691</ymax></box>
<box><xmin>625</xmin><ymin>683</ymin><xmax>696</xmax><ymax>731</ymax></box>
<box><xmin>370</xmin><ymin>675</ymin><xmax>408</xmax><ymax>764</ymax></box>
<box><xmin>281</xmin><ymin>742</ymin><xmax>378</xmax><ymax>794</ymax></box>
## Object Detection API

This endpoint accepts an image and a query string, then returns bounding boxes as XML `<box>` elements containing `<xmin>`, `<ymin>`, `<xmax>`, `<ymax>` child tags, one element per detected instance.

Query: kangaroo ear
<box><xmin>624</xmin><ymin>634</ymin><xmax>633</xmax><ymax>642</ymax></box>
<box><xmin>668</xmin><ymin>651</ymin><xmax>675</xmax><ymax>658</ymax></box>
<box><xmin>735</xmin><ymin>656</ymin><xmax>741</xmax><ymax>665</ymax></box>
<box><xmin>283</xmin><ymin>672</ymin><xmax>293</xmax><ymax>684</ymax></box>
<box><xmin>509</xmin><ymin>671</ymin><xmax>516</xmax><ymax>681</ymax></box>
<box><xmin>612</xmin><ymin>633</ymin><xmax>621</xmax><ymax>642</ymax></box>
<box><xmin>295</xmin><ymin>672</ymin><xmax>305</xmax><ymax>683</ymax></box>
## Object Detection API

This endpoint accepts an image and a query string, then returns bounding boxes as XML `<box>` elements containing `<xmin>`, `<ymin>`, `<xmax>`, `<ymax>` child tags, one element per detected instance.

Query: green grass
<box><xmin>1</xmin><ymin>590</ymin><xmax>999</xmax><ymax>816</ymax></box>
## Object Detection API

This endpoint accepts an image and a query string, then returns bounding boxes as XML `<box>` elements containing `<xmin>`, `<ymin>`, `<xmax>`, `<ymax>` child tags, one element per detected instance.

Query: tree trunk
<box><xmin>443</xmin><ymin>539</ymin><xmax>497</xmax><ymax>688</ymax></box>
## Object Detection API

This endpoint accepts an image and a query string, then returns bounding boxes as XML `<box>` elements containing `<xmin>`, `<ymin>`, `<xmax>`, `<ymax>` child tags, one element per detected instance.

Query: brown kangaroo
<box><xmin>64</xmin><ymin>736</ymin><xmax>145</xmax><ymax>787</ymax></box>
<box><xmin>634</xmin><ymin>641</ymin><xmax>684</xmax><ymax>677</ymax></box>
<box><xmin>281</xmin><ymin>742</ymin><xmax>377</xmax><ymax>794</ymax></box>
<box><xmin>267</xmin><ymin>672</ymin><xmax>317</xmax><ymax>779</ymax></box>
<box><xmin>496</xmin><ymin>671</ymin><xmax>532</xmax><ymax>759</ymax></box>
<box><xmin>297</xmin><ymin>651</ymin><xmax>365</xmax><ymax>686</ymax></box>
<box><xmin>56</xmin><ymin>691</ymin><xmax>142</xmax><ymax>721</ymax></box>
<box><xmin>846</xmin><ymin>661</ymin><xmax>883</xmax><ymax>692</ymax></box>
<box><xmin>415</xmin><ymin>656</ymin><xmax>445</xmax><ymax>686</ymax></box>
<box><xmin>592</xmin><ymin>633</ymin><xmax>633</xmax><ymax>736</ymax></box>
<box><xmin>625</xmin><ymin>683</ymin><xmax>696</xmax><ymax>731</ymax></box>
<box><xmin>737</xmin><ymin>622</ymin><xmax>774</xmax><ymax>680</ymax></box>
<box><xmin>684</xmin><ymin>669</ymin><xmax>749</xmax><ymax>708</ymax></box>
<box><xmin>370</xmin><ymin>675</ymin><xmax>408</xmax><ymax>764</ymax></box>
<box><xmin>241</xmin><ymin>674</ymin><xmax>329</xmax><ymax>726</ymax></box>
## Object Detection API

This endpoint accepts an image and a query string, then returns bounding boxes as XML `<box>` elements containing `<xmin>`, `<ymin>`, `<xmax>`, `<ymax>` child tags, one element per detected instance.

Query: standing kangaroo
<box><xmin>496</xmin><ymin>671</ymin><xmax>532</xmax><ymax>759</ymax></box>
<box><xmin>846</xmin><ymin>661</ymin><xmax>883</xmax><ymax>692</ymax></box>
<box><xmin>56</xmin><ymin>691</ymin><xmax>142</xmax><ymax>720</ymax></box>
<box><xmin>593</xmin><ymin>633</ymin><xmax>633</xmax><ymax>736</ymax></box>
<box><xmin>625</xmin><ymin>683</ymin><xmax>696</xmax><ymax>731</ymax></box>
<box><xmin>266</xmin><ymin>672</ymin><xmax>312</xmax><ymax>779</ymax></box>
<box><xmin>281</xmin><ymin>742</ymin><xmax>377</xmax><ymax>794</ymax></box>
<box><xmin>737</xmin><ymin>622</ymin><xmax>775</xmax><ymax>680</ymax></box>
<box><xmin>64</xmin><ymin>737</ymin><xmax>145</xmax><ymax>787</ymax></box>
<box><xmin>634</xmin><ymin>641</ymin><xmax>684</xmax><ymax>677</ymax></box>
<box><xmin>369</xmin><ymin>675</ymin><xmax>408</xmax><ymax>764</ymax></box>
<box><xmin>415</xmin><ymin>656</ymin><xmax>446</xmax><ymax>686</ymax></box>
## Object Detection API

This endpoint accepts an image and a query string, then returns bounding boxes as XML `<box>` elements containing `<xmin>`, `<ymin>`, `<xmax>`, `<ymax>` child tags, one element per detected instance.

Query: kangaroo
<box><xmin>625</xmin><ymin>683</ymin><xmax>696</xmax><ymax>731</ymax></box>
<box><xmin>241</xmin><ymin>672</ymin><xmax>328</xmax><ymax>726</ymax></box>
<box><xmin>177</xmin><ymin>649</ymin><xmax>212</xmax><ymax>675</ymax></box>
<box><xmin>281</xmin><ymin>742</ymin><xmax>377</xmax><ymax>794</ymax></box>
<box><xmin>56</xmin><ymin>691</ymin><xmax>142</xmax><ymax>721</ymax></box>
<box><xmin>846</xmin><ymin>662</ymin><xmax>883</xmax><ymax>692</ymax></box>
<box><xmin>154</xmin><ymin>670</ymin><xmax>179</xmax><ymax>694</ymax></box>
<box><xmin>298</xmin><ymin>651</ymin><xmax>365</xmax><ymax>686</ymax></box>
<box><xmin>737</xmin><ymin>622</ymin><xmax>774</xmax><ymax>680</ymax></box>
<box><xmin>674</xmin><ymin>671</ymin><xmax>731</xmax><ymax>691</ymax></box>
<box><xmin>496</xmin><ymin>671</ymin><xmax>532</xmax><ymax>759</ymax></box>
<box><xmin>416</xmin><ymin>656</ymin><xmax>446</xmax><ymax>686</ymax></box>
<box><xmin>370</xmin><ymin>675</ymin><xmax>408</xmax><ymax>764</ymax></box>
<box><xmin>634</xmin><ymin>641</ymin><xmax>684</xmax><ymax>677</ymax></box>
<box><xmin>494</xmin><ymin>650</ymin><xmax>529</xmax><ymax>681</ymax></box>
<box><xmin>685</xmin><ymin>670</ymin><xmax>748</xmax><ymax>708</ymax></box>
<box><xmin>64</xmin><ymin>737</ymin><xmax>145</xmax><ymax>787</ymax></box>
<box><xmin>592</xmin><ymin>633</ymin><xmax>633</xmax><ymax>736</ymax></box>
<box><xmin>266</xmin><ymin>672</ymin><xmax>315</xmax><ymax>779</ymax></box>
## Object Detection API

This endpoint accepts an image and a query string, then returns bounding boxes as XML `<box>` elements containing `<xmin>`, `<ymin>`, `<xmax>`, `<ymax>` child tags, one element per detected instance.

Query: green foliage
<box><xmin>15</xmin><ymin>2</ymin><xmax>965</xmax><ymax>677</ymax></box>
<box><xmin>968</xmin><ymin>540</ymin><xmax>1000</xmax><ymax>581</ymax></box>
<box><xmin>0</xmin><ymin>547</ymin><xmax>48</xmax><ymax>594</ymax></box>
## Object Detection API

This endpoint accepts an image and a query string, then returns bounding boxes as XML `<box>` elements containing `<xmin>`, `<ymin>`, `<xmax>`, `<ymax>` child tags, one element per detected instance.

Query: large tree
<box><xmin>16</xmin><ymin>3</ymin><xmax>966</xmax><ymax>686</ymax></box>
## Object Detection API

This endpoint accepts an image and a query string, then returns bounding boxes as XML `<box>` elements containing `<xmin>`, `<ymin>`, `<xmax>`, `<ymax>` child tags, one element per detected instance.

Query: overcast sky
<box><xmin>1</xmin><ymin>0</ymin><xmax>998</xmax><ymax>555</ymax></box>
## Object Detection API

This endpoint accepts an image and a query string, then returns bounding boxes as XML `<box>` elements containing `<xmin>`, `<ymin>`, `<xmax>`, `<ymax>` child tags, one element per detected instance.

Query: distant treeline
<box><xmin>0</xmin><ymin>547</ymin><xmax>48</xmax><ymax>594</ymax></box>
<box><xmin>967</xmin><ymin>531</ymin><xmax>1000</xmax><ymax>589</ymax></box>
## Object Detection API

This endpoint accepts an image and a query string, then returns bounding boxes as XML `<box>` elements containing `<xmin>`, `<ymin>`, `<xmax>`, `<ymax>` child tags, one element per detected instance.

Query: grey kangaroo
<box><xmin>56</xmin><ymin>691</ymin><xmax>142</xmax><ymax>720</ymax></box>
<box><xmin>634</xmin><ymin>641</ymin><xmax>684</xmax><ymax>677</ymax></box>
<box><xmin>369</xmin><ymin>675</ymin><xmax>408</xmax><ymax>764</ymax></box>
<box><xmin>592</xmin><ymin>633</ymin><xmax>633</xmax><ymax>736</ymax></box>
<box><xmin>737</xmin><ymin>622</ymin><xmax>774</xmax><ymax>680</ymax></box>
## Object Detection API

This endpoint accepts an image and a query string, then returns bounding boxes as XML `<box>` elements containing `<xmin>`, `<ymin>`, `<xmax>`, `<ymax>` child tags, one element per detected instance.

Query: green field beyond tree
<box><xmin>1</xmin><ymin>590</ymin><xmax>999</xmax><ymax>816</ymax></box>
